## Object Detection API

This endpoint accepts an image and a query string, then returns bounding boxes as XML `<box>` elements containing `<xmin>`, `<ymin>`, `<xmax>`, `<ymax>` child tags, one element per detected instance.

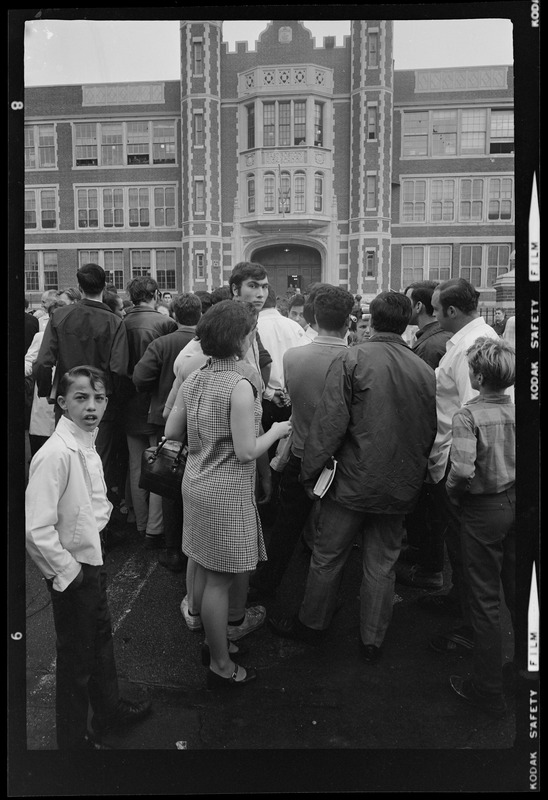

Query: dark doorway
<box><xmin>251</xmin><ymin>245</ymin><xmax>322</xmax><ymax>298</ymax></box>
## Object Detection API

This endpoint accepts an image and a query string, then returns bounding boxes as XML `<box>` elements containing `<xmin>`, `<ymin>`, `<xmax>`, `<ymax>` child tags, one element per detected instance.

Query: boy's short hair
<box><xmin>194</xmin><ymin>290</ymin><xmax>213</xmax><ymax>314</ymax></box>
<box><xmin>303</xmin><ymin>282</ymin><xmax>332</xmax><ymax>326</ymax></box>
<box><xmin>195</xmin><ymin>299</ymin><xmax>257</xmax><ymax>358</ymax></box>
<box><xmin>404</xmin><ymin>280</ymin><xmax>439</xmax><ymax>316</ymax></box>
<box><xmin>436</xmin><ymin>278</ymin><xmax>480</xmax><ymax>315</ymax></box>
<box><xmin>58</xmin><ymin>365</ymin><xmax>108</xmax><ymax>398</ymax></box>
<box><xmin>313</xmin><ymin>286</ymin><xmax>354</xmax><ymax>331</ymax></box>
<box><xmin>466</xmin><ymin>336</ymin><xmax>515</xmax><ymax>390</ymax></box>
<box><xmin>228</xmin><ymin>262</ymin><xmax>267</xmax><ymax>294</ymax></box>
<box><xmin>77</xmin><ymin>263</ymin><xmax>106</xmax><ymax>295</ymax></box>
<box><xmin>126</xmin><ymin>276</ymin><xmax>159</xmax><ymax>304</ymax></box>
<box><xmin>288</xmin><ymin>294</ymin><xmax>305</xmax><ymax>310</ymax></box>
<box><xmin>172</xmin><ymin>293</ymin><xmax>202</xmax><ymax>326</ymax></box>
<box><xmin>369</xmin><ymin>291</ymin><xmax>412</xmax><ymax>335</ymax></box>
<box><xmin>210</xmin><ymin>286</ymin><xmax>232</xmax><ymax>305</ymax></box>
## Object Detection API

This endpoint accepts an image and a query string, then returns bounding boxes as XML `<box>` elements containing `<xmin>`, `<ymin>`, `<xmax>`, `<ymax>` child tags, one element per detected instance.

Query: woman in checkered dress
<box><xmin>165</xmin><ymin>301</ymin><xmax>292</xmax><ymax>688</ymax></box>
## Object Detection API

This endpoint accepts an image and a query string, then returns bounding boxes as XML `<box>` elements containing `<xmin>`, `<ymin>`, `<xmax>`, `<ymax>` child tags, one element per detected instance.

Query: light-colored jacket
<box><xmin>25</xmin><ymin>416</ymin><xmax>111</xmax><ymax>591</ymax></box>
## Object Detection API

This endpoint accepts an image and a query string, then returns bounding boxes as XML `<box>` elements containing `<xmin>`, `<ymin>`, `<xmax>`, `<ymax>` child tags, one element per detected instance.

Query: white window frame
<box><xmin>459</xmin><ymin>243</ymin><xmax>512</xmax><ymax>289</ymax></box>
<box><xmin>74</xmin><ymin>183</ymin><xmax>177</xmax><ymax>230</ymax></box>
<box><xmin>195</xmin><ymin>251</ymin><xmax>205</xmax><ymax>280</ymax></box>
<box><xmin>24</xmin><ymin>250</ymin><xmax>59</xmax><ymax>292</ymax></box>
<box><xmin>73</xmin><ymin>120</ymin><xmax>177</xmax><ymax>167</ymax></box>
<box><xmin>25</xmin><ymin>124</ymin><xmax>57</xmax><ymax>170</ymax></box>
<box><xmin>401</xmin><ymin>107</ymin><xmax>514</xmax><ymax>158</ymax></box>
<box><xmin>130</xmin><ymin>248</ymin><xmax>177</xmax><ymax>290</ymax></box>
<box><xmin>78</xmin><ymin>249</ymin><xmax>125</xmax><ymax>290</ymax></box>
<box><xmin>402</xmin><ymin>244</ymin><xmax>452</xmax><ymax>285</ymax></box>
<box><xmin>25</xmin><ymin>187</ymin><xmax>58</xmax><ymax>231</ymax></box>
<box><xmin>401</xmin><ymin>176</ymin><xmax>514</xmax><ymax>224</ymax></box>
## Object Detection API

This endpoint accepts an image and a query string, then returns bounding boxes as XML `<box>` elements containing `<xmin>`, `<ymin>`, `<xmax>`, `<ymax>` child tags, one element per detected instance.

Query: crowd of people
<box><xmin>24</xmin><ymin>262</ymin><xmax>516</xmax><ymax>749</ymax></box>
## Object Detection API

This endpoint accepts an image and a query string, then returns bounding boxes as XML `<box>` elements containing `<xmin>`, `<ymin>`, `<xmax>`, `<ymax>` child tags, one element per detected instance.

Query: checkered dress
<box><xmin>181</xmin><ymin>358</ymin><xmax>266</xmax><ymax>572</ymax></box>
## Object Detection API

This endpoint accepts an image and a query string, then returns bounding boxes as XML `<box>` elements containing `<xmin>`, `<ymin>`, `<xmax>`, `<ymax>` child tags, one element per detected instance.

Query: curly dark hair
<box><xmin>196</xmin><ymin>300</ymin><xmax>257</xmax><ymax>358</ymax></box>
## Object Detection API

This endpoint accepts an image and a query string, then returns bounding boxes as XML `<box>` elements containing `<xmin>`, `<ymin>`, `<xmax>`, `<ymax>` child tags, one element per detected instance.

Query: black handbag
<box><xmin>139</xmin><ymin>438</ymin><xmax>188</xmax><ymax>501</ymax></box>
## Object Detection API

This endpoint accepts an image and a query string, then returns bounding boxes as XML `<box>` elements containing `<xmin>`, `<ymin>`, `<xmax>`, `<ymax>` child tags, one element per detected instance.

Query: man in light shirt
<box><xmin>421</xmin><ymin>278</ymin><xmax>500</xmax><ymax>655</ymax></box>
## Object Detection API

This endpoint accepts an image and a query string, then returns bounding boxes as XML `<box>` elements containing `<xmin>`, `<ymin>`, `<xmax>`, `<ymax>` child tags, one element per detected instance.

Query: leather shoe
<box><xmin>268</xmin><ymin>614</ymin><xmax>324</xmax><ymax>645</ymax></box>
<box><xmin>144</xmin><ymin>533</ymin><xmax>166</xmax><ymax>550</ymax></box>
<box><xmin>158</xmin><ymin>549</ymin><xmax>186</xmax><ymax>572</ymax></box>
<box><xmin>360</xmin><ymin>643</ymin><xmax>382</xmax><ymax>664</ymax></box>
<box><xmin>91</xmin><ymin>697</ymin><xmax>152</xmax><ymax>735</ymax></box>
<box><xmin>450</xmin><ymin>675</ymin><xmax>507</xmax><ymax>718</ymax></box>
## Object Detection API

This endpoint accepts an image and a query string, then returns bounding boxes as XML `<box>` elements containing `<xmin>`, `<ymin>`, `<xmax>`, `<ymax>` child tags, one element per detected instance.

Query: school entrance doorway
<box><xmin>251</xmin><ymin>245</ymin><xmax>322</xmax><ymax>298</ymax></box>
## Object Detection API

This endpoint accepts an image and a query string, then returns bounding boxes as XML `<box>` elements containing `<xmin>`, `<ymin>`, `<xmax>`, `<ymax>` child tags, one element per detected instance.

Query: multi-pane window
<box><xmin>460</xmin><ymin>179</ymin><xmax>484</xmax><ymax>221</ymax></box>
<box><xmin>490</xmin><ymin>110</ymin><xmax>514</xmax><ymax>153</ymax></box>
<box><xmin>402</xmin><ymin>246</ymin><xmax>425</xmax><ymax>284</ymax></box>
<box><xmin>294</xmin><ymin>102</ymin><xmax>306</xmax><ymax>144</ymax></box>
<box><xmin>155</xmin><ymin>249</ymin><xmax>177</xmax><ymax>291</ymax></box>
<box><xmin>366</xmin><ymin>175</ymin><xmax>377</xmax><ymax>208</ymax></box>
<box><xmin>152</xmin><ymin>122</ymin><xmax>176</xmax><ymax>163</ymax></box>
<box><xmin>25</xmin><ymin>250</ymin><xmax>58</xmax><ymax>292</ymax></box>
<box><xmin>402</xmin><ymin>245</ymin><xmax>452</xmax><ymax>284</ymax></box>
<box><xmin>488</xmin><ymin>178</ymin><xmax>513</xmax><ymax>220</ymax></box>
<box><xmin>101</xmin><ymin>124</ymin><xmax>124</xmax><ymax>166</ymax></box>
<box><xmin>431</xmin><ymin>111</ymin><xmax>457</xmax><ymax>156</ymax></box>
<box><xmin>366</xmin><ymin>250</ymin><xmax>376</xmax><ymax>276</ymax></box>
<box><xmin>103</xmin><ymin>188</ymin><xmax>124</xmax><ymax>228</ymax></box>
<box><xmin>247</xmin><ymin>105</ymin><xmax>255</xmax><ymax>149</ymax></box>
<box><xmin>402</xmin><ymin>108</ymin><xmax>514</xmax><ymax>157</ymax></box>
<box><xmin>460</xmin><ymin>245</ymin><xmax>484</xmax><ymax>287</ymax></box>
<box><xmin>279</xmin><ymin>172</ymin><xmax>291</xmax><ymax>214</ymax></box>
<box><xmin>130</xmin><ymin>249</ymin><xmax>176</xmax><ymax>290</ymax></box>
<box><xmin>487</xmin><ymin>244</ymin><xmax>511</xmax><ymax>286</ymax></box>
<box><xmin>314</xmin><ymin>173</ymin><xmax>324</xmax><ymax>212</ymax></box>
<box><xmin>76</xmin><ymin>185</ymin><xmax>176</xmax><ymax>229</ymax></box>
<box><xmin>74</xmin><ymin>121</ymin><xmax>176</xmax><ymax>166</ymax></box>
<box><xmin>247</xmin><ymin>175</ymin><xmax>255</xmax><ymax>213</ymax></box>
<box><xmin>25</xmin><ymin>124</ymin><xmax>56</xmax><ymax>169</ymax></box>
<box><xmin>193</xmin><ymin>41</ymin><xmax>203</xmax><ymax>75</ymax></box>
<box><xmin>368</xmin><ymin>32</ymin><xmax>379</xmax><ymax>67</ymax></box>
<box><xmin>154</xmin><ymin>187</ymin><xmax>176</xmax><ymax>227</ymax></box>
<box><xmin>264</xmin><ymin>173</ymin><xmax>275</xmax><ymax>212</ymax></box>
<box><xmin>402</xmin><ymin>180</ymin><xmax>427</xmax><ymax>222</ymax></box>
<box><xmin>294</xmin><ymin>172</ymin><xmax>305</xmax><ymax>212</ymax></box>
<box><xmin>128</xmin><ymin>188</ymin><xmax>150</xmax><ymax>228</ymax></box>
<box><xmin>262</xmin><ymin>100</ymin><xmax>309</xmax><ymax>147</ymax></box>
<box><xmin>78</xmin><ymin>250</ymin><xmax>124</xmax><ymax>290</ymax></box>
<box><xmin>430</xmin><ymin>179</ymin><xmax>455</xmax><ymax>221</ymax></box>
<box><xmin>25</xmin><ymin>189</ymin><xmax>57</xmax><ymax>230</ymax></box>
<box><xmin>127</xmin><ymin>122</ymin><xmax>150</xmax><ymax>165</ymax></box>
<box><xmin>314</xmin><ymin>103</ymin><xmax>323</xmax><ymax>146</ymax></box>
<box><xmin>193</xmin><ymin>113</ymin><xmax>204</xmax><ymax>147</ymax></box>
<box><xmin>401</xmin><ymin>177</ymin><xmax>513</xmax><ymax>224</ymax></box>
<box><xmin>194</xmin><ymin>180</ymin><xmax>205</xmax><ymax>214</ymax></box>
<box><xmin>367</xmin><ymin>106</ymin><xmax>378</xmax><ymax>140</ymax></box>
<box><xmin>457</xmin><ymin>243</ymin><xmax>513</xmax><ymax>289</ymax></box>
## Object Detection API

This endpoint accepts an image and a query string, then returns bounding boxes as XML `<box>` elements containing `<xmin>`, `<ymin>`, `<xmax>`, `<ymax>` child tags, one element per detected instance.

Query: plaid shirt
<box><xmin>446</xmin><ymin>393</ymin><xmax>515</xmax><ymax>499</ymax></box>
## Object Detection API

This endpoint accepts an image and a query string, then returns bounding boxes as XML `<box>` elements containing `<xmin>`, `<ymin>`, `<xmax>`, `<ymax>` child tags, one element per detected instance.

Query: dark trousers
<box><xmin>460</xmin><ymin>489</ymin><xmax>516</xmax><ymax>695</ymax></box>
<box><xmin>47</xmin><ymin>563</ymin><xmax>119</xmax><ymax>749</ymax></box>
<box><xmin>251</xmin><ymin>452</ymin><xmax>314</xmax><ymax>594</ymax></box>
<box><xmin>162</xmin><ymin>494</ymin><xmax>184</xmax><ymax>550</ymax></box>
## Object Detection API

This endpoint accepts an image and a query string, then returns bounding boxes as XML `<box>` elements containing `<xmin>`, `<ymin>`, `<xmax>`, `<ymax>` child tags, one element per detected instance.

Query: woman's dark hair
<box><xmin>57</xmin><ymin>365</ymin><xmax>109</xmax><ymax>398</ymax></box>
<box><xmin>196</xmin><ymin>300</ymin><xmax>257</xmax><ymax>359</ymax></box>
<box><xmin>369</xmin><ymin>291</ymin><xmax>412</xmax><ymax>335</ymax></box>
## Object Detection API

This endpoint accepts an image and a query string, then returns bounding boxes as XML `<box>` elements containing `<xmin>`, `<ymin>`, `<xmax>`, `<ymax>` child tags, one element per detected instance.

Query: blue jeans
<box><xmin>460</xmin><ymin>489</ymin><xmax>516</xmax><ymax>696</ymax></box>
<box><xmin>299</xmin><ymin>495</ymin><xmax>405</xmax><ymax>647</ymax></box>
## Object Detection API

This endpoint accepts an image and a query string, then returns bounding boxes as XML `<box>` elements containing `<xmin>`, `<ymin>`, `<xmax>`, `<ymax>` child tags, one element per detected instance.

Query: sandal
<box><xmin>206</xmin><ymin>664</ymin><xmax>257</xmax><ymax>689</ymax></box>
<box><xmin>429</xmin><ymin>628</ymin><xmax>474</xmax><ymax>653</ymax></box>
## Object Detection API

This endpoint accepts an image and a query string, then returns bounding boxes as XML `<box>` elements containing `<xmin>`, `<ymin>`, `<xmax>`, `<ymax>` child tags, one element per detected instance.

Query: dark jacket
<box><xmin>120</xmin><ymin>305</ymin><xmax>177</xmax><ymax>434</ymax></box>
<box><xmin>301</xmin><ymin>333</ymin><xmax>437</xmax><ymax>514</ymax></box>
<box><xmin>412</xmin><ymin>321</ymin><xmax>451</xmax><ymax>370</ymax></box>
<box><xmin>132</xmin><ymin>326</ymin><xmax>197</xmax><ymax>426</ymax></box>
<box><xmin>33</xmin><ymin>299</ymin><xmax>129</xmax><ymax>420</ymax></box>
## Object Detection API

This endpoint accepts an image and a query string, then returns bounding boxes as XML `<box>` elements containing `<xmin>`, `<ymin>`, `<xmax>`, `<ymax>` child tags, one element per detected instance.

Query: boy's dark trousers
<box><xmin>47</xmin><ymin>563</ymin><xmax>120</xmax><ymax>749</ymax></box>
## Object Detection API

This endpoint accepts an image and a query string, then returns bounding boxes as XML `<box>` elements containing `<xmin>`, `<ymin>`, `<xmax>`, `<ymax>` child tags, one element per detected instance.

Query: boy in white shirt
<box><xmin>26</xmin><ymin>365</ymin><xmax>151</xmax><ymax>749</ymax></box>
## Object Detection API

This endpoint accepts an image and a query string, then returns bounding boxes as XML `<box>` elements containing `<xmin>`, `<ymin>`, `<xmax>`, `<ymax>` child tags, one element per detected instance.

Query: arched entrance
<box><xmin>251</xmin><ymin>245</ymin><xmax>322</xmax><ymax>297</ymax></box>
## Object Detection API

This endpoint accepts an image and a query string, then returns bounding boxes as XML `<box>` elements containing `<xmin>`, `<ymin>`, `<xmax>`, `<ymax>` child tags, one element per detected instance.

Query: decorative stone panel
<box><xmin>414</xmin><ymin>67</ymin><xmax>508</xmax><ymax>93</ymax></box>
<box><xmin>238</xmin><ymin>65</ymin><xmax>334</xmax><ymax>97</ymax></box>
<box><xmin>82</xmin><ymin>83</ymin><xmax>165</xmax><ymax>106</ymax></box>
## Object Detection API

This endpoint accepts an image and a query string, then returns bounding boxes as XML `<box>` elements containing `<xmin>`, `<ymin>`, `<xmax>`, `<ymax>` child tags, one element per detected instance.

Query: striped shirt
<box><xmin>445</xmin><ymin>393</ymin><xmax>515</xmax><ymax>498</ymax></box>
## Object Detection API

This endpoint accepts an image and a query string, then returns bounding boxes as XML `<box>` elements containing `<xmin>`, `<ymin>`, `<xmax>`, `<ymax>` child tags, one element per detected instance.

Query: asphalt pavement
<box><xmin>14</xmin><ymin>496</ymin><xmax>535</xmax><ymax>795</ymax></box>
